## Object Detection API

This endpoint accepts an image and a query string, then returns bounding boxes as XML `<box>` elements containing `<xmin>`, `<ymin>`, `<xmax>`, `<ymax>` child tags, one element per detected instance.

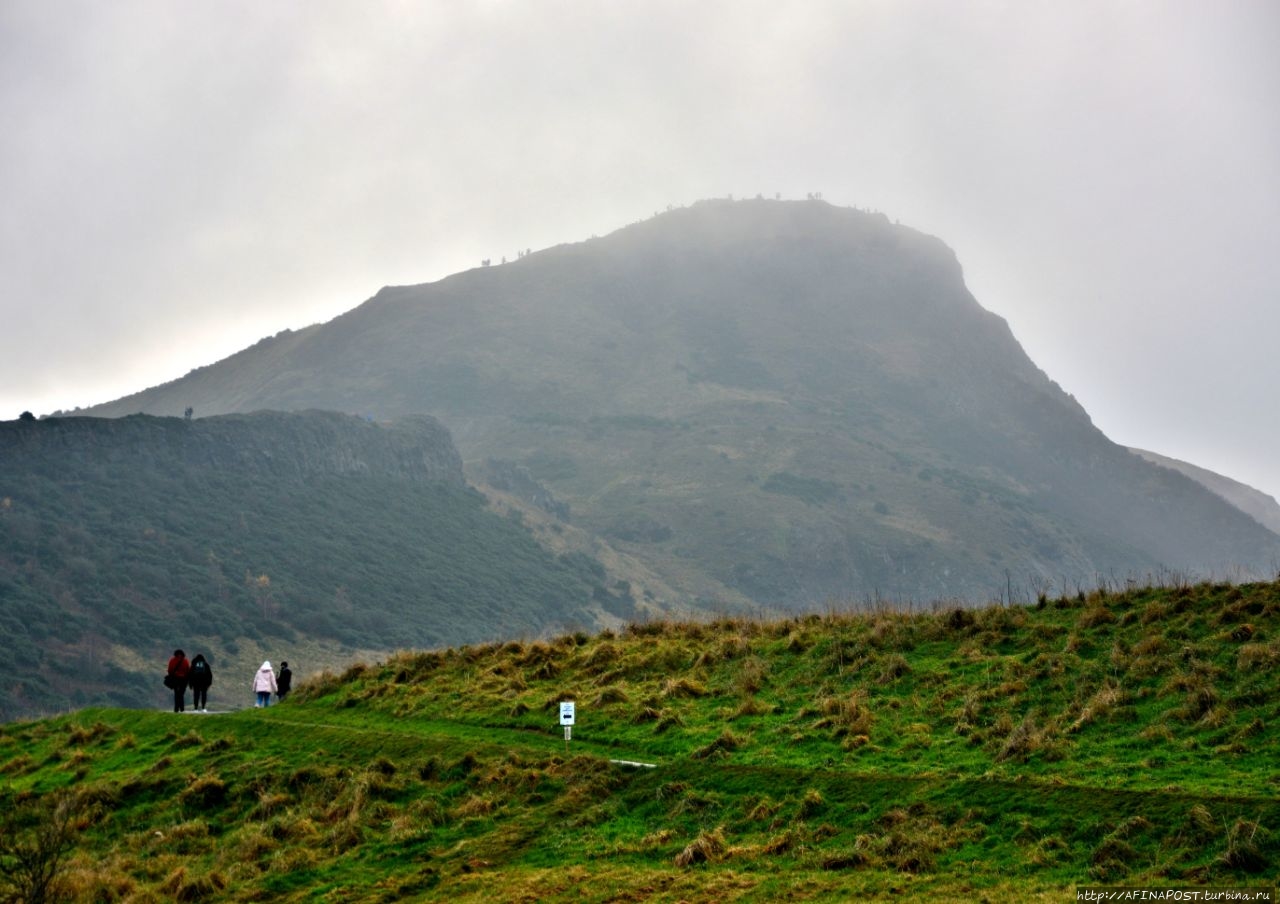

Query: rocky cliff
<box><xmin>3</xmin><ymin>410</ymin><xmax>464</xmax><ymax>485</ymax></box>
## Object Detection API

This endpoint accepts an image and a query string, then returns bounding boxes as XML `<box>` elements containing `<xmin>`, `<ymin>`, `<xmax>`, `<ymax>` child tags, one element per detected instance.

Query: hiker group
<box><xmin>165</xmin><ymin>649</ymin><xmax>292</xmax><ymax>712</ymax></box>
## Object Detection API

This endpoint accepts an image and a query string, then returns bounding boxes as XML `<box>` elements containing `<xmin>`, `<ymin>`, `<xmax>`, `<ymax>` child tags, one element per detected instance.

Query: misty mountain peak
<box><xmin>77</xmin><ymin>206</ymin><xmax>1280</xmax><ymax>604</ymax></box>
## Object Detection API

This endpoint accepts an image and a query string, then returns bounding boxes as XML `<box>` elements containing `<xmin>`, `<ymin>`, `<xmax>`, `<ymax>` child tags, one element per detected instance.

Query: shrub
<box><xmin>0</xmin><ymin>791</ymin><xmax>83</xmax><ymax>904</ymax></box>
<box><xmin>944</xmin><ymin>607</ymin><xmax>975</xmax><ymax>633</ymax></box>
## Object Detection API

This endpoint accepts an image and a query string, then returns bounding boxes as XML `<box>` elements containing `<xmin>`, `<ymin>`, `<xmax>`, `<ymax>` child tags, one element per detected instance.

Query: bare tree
<box><xmin>0</xmin><ymin>791</ymin><xmax>82</xmax><ymax>904</ymax></box>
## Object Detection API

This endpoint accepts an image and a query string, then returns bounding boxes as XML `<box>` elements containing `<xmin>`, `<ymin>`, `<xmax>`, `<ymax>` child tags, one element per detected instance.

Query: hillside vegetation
<box><xmin>1131</xmin><ymin>447</ymin><xmax>1280</xmax><ymax>535</ymax></box>
<box><xmin>79</xmin><ymin>199</ymin><xmax>1280</xmax><ymax>606</ymax></box>
<box><xmin>0</xmin><ymin>412</ymin><xmax>623</xmax><ymax>720</ymax></box>
<box><xmin>3</xmin><ymin>580</ymin><xmax>1278</xmax><ymax>901</ymax></box>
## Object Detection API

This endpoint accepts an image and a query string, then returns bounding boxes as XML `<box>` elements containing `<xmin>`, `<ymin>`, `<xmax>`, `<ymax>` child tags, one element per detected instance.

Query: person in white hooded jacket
<box><xmin>253</xmin><ymin>661</ymin><xmax>278</xmax><ymax>708</ymax></box>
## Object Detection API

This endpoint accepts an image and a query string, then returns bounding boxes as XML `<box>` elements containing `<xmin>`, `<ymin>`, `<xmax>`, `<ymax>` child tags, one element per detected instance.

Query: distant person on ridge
<box><xmin>253</xmin><ymin>661</ymin><xmax>277</xmax><ymax>708</ymax></box>
<box><xmin>188</xmin><ymin>653</ymin><xmax>213</xmax><ymax>712</ymax></box>
<box><xmin>166</xmin><ymin>649</ymin><xmax>190</xmax><ymax>713</ymax></box>
<box><xmin>276</xmin><ymin>661</ymin><xmax>292</xmax><ymax>701</ymax></box>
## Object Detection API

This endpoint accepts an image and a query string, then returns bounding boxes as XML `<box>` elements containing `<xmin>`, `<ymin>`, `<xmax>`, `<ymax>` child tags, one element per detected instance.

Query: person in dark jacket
<box><xmin>188</xmin><ymin>653</ymin><xmax>214</xmax><ymax>712</ymax></box>
<box><xmin>166</xmin><ymin>649</ymin><xmax>190</xmax><ymax>713</ymax></box>
<box><xmin>276</xmin><ymin>661</ymin><xmax>292</xmax><ymax>701</ymax></box>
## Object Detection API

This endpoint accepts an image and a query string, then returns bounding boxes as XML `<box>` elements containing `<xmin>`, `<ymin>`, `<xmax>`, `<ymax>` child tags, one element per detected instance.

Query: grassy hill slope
<box><xmin>3</xmin><ymin>580</ymin><xmax>1278</xmax><ymax>901</ymax></box>
<box><xmin>0</xmin><ymin>412</ymin><xmax>625</xmax><ymax>720</ymax></box>
<box><xmin>1131</xmin><ymin>447</ymin><xmax>1280</xmax><ymax>536</ymax></box>
<box><xmin>78</xmin><ymin>199</ymin><xmax>1280</xmax><ymax>606</ymax></box>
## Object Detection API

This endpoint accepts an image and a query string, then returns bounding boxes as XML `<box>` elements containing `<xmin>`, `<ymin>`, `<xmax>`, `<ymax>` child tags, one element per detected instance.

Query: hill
<box><xmin>77</xmin><ymin>199</ymin><xmax>1280</xmax><ymax>606</ymax></box>
<box><xmin>0</xmin><ymin>410</ymin><xmax>626</xmax><ymax>720</ymax></box>
<box><xmin>1</xmin><ymin>580</ymin><xmax>1277</xmax><ymax>901</ymax></box>
<box><xmin>1130</xmin><ymin>447</ymin><xmax>1280</xmax><ymax>536</ymax></box>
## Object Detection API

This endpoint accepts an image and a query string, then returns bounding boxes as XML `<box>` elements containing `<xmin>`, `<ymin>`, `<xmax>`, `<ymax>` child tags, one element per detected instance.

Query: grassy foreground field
<box><xmin>2</xmin><ymin>580</ymin><xmax>1279</xmax><ymax>901</ymax></box>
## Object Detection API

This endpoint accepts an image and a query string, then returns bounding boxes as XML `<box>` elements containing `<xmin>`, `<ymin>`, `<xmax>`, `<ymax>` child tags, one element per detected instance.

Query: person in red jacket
<box><xmin>166</xmin><ymin>649</ymin><xmax>190</xmax><ymax>713</ymax></box>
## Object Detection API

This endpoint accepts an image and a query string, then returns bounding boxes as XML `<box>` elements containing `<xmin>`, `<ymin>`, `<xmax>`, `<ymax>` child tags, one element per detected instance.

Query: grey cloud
<box><xmin>2</xmin><ymin>0</ymin><xmax>1278</xmax><ymax>499</ymax></box>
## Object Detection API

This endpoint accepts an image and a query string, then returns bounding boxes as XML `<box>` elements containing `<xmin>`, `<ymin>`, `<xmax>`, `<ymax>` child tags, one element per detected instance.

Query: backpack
<box><xmin>191</xmin><ymin>660</ymin><xmax>209</xmax><ymax>684</ymax></box>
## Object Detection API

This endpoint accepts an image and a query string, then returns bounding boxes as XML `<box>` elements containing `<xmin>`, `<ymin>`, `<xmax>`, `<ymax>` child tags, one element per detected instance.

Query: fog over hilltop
<box><xmin>2</xmin><ymin>1</ymin><xmax>1278</xmax><ymax>501</ymax></box>
<box><xmin>78</xmin><ymin>199</ymin><xmax>1280</xmax><ymax>605</ymax></box>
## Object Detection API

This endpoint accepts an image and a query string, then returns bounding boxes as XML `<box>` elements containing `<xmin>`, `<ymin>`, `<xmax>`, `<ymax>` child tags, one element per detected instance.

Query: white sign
<box><xmin>559</xmin><ymin>701</ymin><xmax>576</xmax><ymax>726</ymax></box>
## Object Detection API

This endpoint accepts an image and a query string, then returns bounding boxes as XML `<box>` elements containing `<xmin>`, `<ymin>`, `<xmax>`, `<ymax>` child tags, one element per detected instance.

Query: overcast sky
<box><xmin>3</xmin><ymin>1</ymin><xmax>1278</xmax><ymax>500</ymax></box>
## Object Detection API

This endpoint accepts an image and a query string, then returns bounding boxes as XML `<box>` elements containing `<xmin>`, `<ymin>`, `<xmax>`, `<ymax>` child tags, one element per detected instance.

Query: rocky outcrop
<box><xmin>472</xmin><ymin>459</ymin><xmax>571</xmax><ymax>520</ymax></box>
<box><xmin>1</xmin><ymin>410</ymin><xmax>464</xmax><ymax>484</ymax></box>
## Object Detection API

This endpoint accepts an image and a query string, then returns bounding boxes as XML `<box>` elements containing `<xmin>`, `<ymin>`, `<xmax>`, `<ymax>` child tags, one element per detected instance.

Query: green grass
<box><xmin>2</xmin><ymin>580</ymin><xmax>1279</xmax><ymax>901</ymax></box>
<box><xmin>0</xmin><ymin>412</ymin><xmax>619</xmax><ymax>719</ymax></box>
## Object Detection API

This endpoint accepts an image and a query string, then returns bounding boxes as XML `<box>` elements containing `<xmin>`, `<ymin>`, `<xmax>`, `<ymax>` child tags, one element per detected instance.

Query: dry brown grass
<box><xmin>816</xmin><ymin>690</ymin><xmax>875</xmax><ymax>738</ymax></box>
<box><xmin>639</xmin><ymin>827</ymin><xmax>674</xmax><ymax>848</ymax></box>
<box><xmin>745</xmin><ymin>797</ymin><xmax>780</xmax><ymax>823</ymax></box>
<box><xmin>1217</xmin><ymin>818</ymin><xmax>1268</xmax><ymax>871</ymax></box>
<box><xmin>592</xmin><ymin>685</ymin><xmax>629</xmax><ymax>706</ymax></box>
<box><xmin>1079</xmin><ymin>606</ymin><xmax>1115</xmax><ymax>628</ymax></box>
<box><xmin>1069</xmin><ymin>681</ymin><xmax>1126</xmax><ymax>732</ymax></box>
<box><xmin>451</xmin><ymin>794</ymin><xmax>497</xmax><ymax>820</ymax></box>
<box><xmin>876</xmin><ymin>653</ymin><xmax>911</xmax><ymax>683</ymax></box>
<box><xmin>691</xmin><ymin>729</ymin><xmax>744</xmax><ymax>760</ymax></box>
<box><xmin>581</xmin><ymin>642</ymin><xmax>620</xmax><ymax>675</ymax></box>
<box><xmin>850</xmin><ymin>807</ymin><xmax>970</xmax><ymax>874</ymax></box>
<box><xmin>159</xmin><ymin>865</ymin><xmax>229</xmax><ymax>902</ymax></box>
<box><xmin>1131</xmin><ymin>634</ymin><xmax>1167</xmax><ymax>656</ymax></box>
<box><xmin>733</xmin><ymin>697</ymin><xmax>776</xmax><ymax>718</ymax></box>
<box><xmin>797</xmin><ymin>789</ymin><xmax>824</xmax><ymax>819</ymax></box>
<box><xmin>734</xmin><ymin>656</ymin><xmax>769</xmax><ymax>695</ymax></box>
<box><xmin>178</xmin><ymin>774</ymin><xmax>227</xmax><ymax>808</ymax></box>
<box><xmin>661</xmin><ymin>677</ymin><xmax>708</xmax><ymax>699</ymax></box>
<box><xmin>1237</xmin><ymin>642</ymin><xmax>1278</xmax><ymax>672</ymax></box>
<box><xmin>996</xmin><ymin>714</ymin><xmax>1039</xmax><ymax>762</ymax></box>
<box><xmin>762</xmin><ymin>829</ymin><xmax>800</xmax><ymax>855</ymax></box>
<box><xmin>674</xmin><ymin>826</ymin><xmax>727</xmax><ymax>867</ymax></box>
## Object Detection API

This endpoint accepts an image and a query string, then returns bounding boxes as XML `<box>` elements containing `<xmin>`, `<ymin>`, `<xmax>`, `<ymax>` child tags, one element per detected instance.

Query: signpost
<box><xmin>560</xmin><ymin>701</ymin><xmax>575</xmax><ymax>753</ymax></box>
